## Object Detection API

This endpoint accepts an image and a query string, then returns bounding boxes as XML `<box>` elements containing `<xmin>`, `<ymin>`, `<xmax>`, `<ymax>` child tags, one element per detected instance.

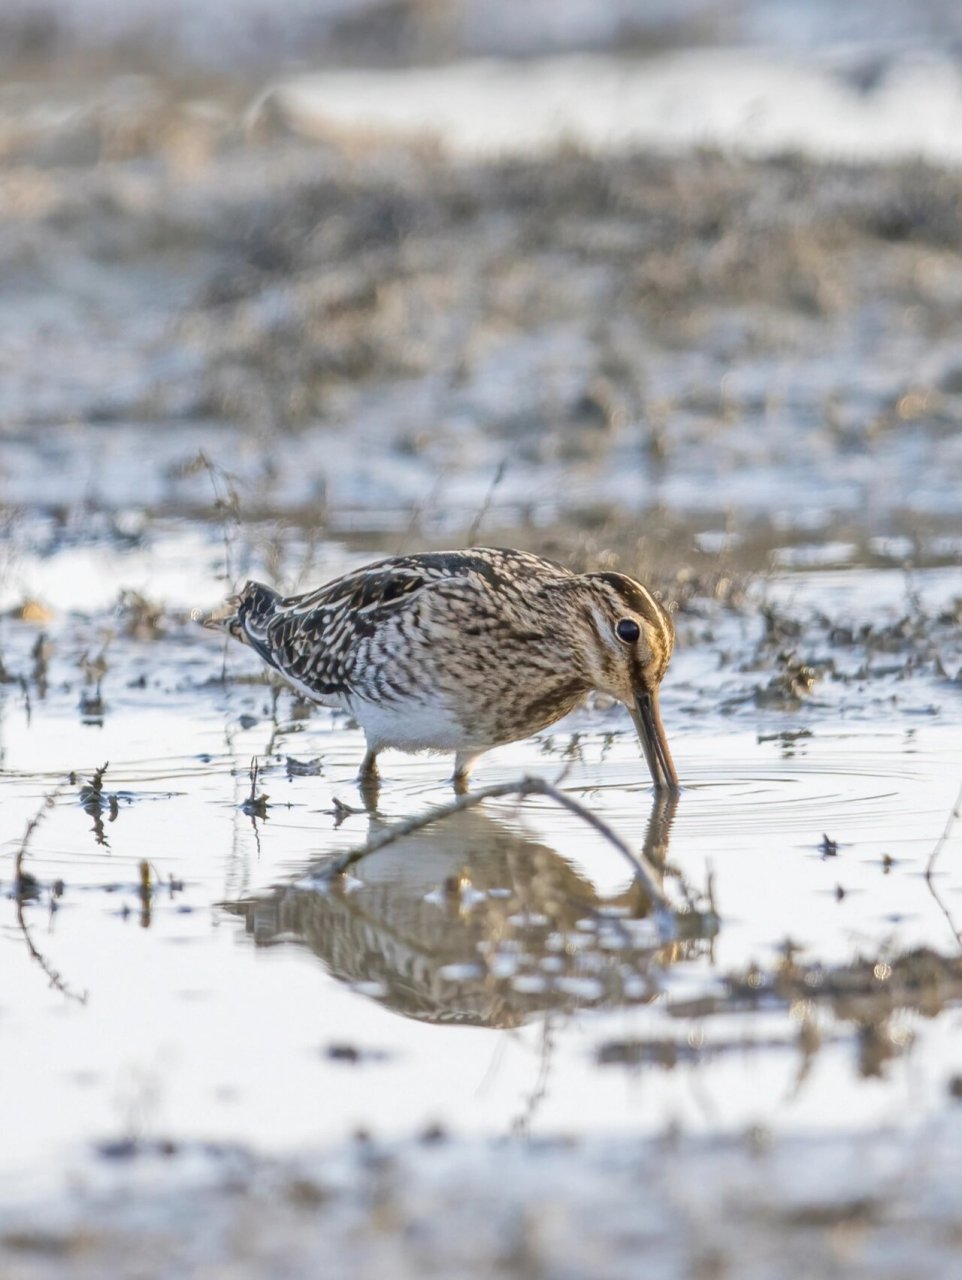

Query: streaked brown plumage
<box><xmin>208</xmin><ymin>547</ymin><xmax>678</xmax><ymax>791</ymax></box>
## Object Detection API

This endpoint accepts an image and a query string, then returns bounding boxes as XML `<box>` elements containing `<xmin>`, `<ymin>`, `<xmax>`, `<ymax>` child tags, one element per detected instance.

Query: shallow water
<box><xmin>1</xmin><ymin>526</ymin><xmax>959</xmax><ymax>1207</ymax></box>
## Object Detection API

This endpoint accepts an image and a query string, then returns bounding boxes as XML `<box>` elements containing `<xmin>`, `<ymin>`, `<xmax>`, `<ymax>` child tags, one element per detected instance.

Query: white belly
<box><xmin>350</xmin><ymin>694</ymin><xmax>475</xmax><ymax>754</ymax></box>
<box><xmin>275</xmin><ymin>670</ymin><xmax>485</xmax><ymax>756</ymax></box>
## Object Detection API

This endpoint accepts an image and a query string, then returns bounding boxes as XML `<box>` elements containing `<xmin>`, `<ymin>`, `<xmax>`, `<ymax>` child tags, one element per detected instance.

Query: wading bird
<box><xmin>209</xmin><ymin>547</ymin><xmax>679</xmax><ymax>793</ymax></box>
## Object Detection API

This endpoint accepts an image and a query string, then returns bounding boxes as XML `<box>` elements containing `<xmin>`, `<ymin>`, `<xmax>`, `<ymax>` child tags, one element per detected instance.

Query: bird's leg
<box><xmin>357</xmin><ymin>748</ymin><xmax>381</xmax><ymax>811</ymax></box>
<box><xmin>452</xmin><ymin>750</ymin><xmax>480</xmax><ymax>795</ymax></box>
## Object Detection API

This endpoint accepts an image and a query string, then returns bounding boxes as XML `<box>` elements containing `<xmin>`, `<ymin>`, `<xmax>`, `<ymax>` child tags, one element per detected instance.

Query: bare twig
<box><xmin>466</xmin><ymin>459</ymin><xmax>508</xmax><ymax>546</ymax></box>
<box><xmin>193</xmin><ymin>450</ymin><xmax>241</xmax><ymax>586</ymax></box>
<box><xmin>15</xmin><ymin>791</ymin><xmax>87</xmax><ymax>1004</ymax></box>
<box><xmin>186</xmin><ymin>451</ymin><xmax>241</xmax><ymax>682</ymax></box>
<box><xmin>395</xmin><ymin>468</ymin><xmax>449</xmax><ymax>553</ymax></box>
<box><xmin>311</xmin><ymin>775</ymin><xmax>675</xmax><ymax>932</ymax></box>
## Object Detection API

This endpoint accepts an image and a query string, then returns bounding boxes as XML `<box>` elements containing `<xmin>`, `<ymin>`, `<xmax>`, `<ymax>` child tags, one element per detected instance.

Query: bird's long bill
<box><xmin>631</xmin><ymin>688</ymin><xmax>680</xmax><ymax>793</ymax></box>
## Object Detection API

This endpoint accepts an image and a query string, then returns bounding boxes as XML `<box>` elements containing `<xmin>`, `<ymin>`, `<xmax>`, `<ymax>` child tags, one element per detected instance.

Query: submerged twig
<box><xmin>241</xmin><ymin>756</ymin><xmax>270</xmax><ymax>820</ymax></box>
<box><xmin>926</xmin><ymin>775</ymin><xmax>962</xmax><ymax>879</ymax></box>
<box><xmin>78</xmin><ymin>761</ymin><xmax>112</xmax><ymax>847</ymax></box>
<box><xmin>138</xmin><ymin>859</ymin><xmax>152</xmax><ymax>929</ymax></box>
<box><xmin>313</xmin><ymin>775</ymin><xmax>675</xmax><ymax>931</ymax></box>
<box><xmin>14</xmin><ymin>791</ymin><xmax>87</xmax><ymax>1004</ymax></box>
<box><xmin>925</xmin><ymin>773</ymin><xmax>962</xmax><ymax>952</ymax></box>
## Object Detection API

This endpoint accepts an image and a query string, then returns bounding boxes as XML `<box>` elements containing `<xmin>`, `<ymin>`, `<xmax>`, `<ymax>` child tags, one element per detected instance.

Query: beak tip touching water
<box><xmin>631</xmin><ymin>688</ymin><xmax>680</xmax><ymax>794</ymax></box>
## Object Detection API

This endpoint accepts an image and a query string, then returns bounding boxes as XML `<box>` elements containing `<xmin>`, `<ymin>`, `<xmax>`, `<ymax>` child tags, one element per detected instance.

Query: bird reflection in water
<box><xmin>223</xmin><ymin>794</ymin><xmax>717</xmax><ymax>1029</ymax></box>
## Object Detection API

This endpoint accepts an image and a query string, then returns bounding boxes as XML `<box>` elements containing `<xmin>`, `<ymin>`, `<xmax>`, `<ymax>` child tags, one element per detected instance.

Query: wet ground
<box><xmin>1</xmin><ymin>43</ymin><xmax>961</xmax><ymax>1279</ymax></box>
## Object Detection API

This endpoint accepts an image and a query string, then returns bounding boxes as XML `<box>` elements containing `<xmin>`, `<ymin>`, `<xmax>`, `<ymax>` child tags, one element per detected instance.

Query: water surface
<box><xmin>1</xmin><ymin>530</ymin><xmax>959</xmax><ymax>1205</ymax></box>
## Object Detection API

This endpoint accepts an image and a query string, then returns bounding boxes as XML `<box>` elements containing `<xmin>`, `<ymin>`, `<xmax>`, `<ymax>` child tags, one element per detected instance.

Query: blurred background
<box><xmin>3</xmin><ymin>0</ymin><xmax>962</xmax><ymax>581</ymax></box>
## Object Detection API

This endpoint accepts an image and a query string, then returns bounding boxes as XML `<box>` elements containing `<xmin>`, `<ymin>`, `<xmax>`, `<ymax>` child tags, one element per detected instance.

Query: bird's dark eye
<box><xmin>615</xmin><ymin>618</ymin><xmax>641</xmax><ymax>644</ymax></box>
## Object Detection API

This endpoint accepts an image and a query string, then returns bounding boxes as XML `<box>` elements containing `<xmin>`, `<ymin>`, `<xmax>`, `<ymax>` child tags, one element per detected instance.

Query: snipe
<box><xmin>208</xmin><ymin>547</ymin><xmax>679</xmax><ymax>792</ymax></box>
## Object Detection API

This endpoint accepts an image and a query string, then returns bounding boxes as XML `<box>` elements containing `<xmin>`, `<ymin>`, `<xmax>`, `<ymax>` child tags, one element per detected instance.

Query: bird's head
<box><xmin>202</xmin><ymin>581</ymin><xmax>279</xmax><ymax>647</ymax></box>
<box><xmin>575</xmin><ymin>570</ymin><xmax>679</xmax><ymax>792</ymax></box>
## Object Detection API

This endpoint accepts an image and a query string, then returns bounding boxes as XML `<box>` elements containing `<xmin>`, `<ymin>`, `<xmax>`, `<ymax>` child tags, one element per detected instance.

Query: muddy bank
<box><xmin>3</xmin><ymin>73</ymin><xmax>962</xmax><ymax>541</ymax></box>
